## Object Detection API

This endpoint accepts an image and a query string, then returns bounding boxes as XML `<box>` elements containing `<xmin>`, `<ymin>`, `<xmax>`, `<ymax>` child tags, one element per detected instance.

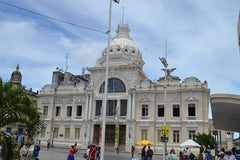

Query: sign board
<box><xmin>161</xmin><ymin>125</ymin><xmax>170</xmax><ymax>142</ymax></box>
<box><xmin>99</xmin><ymin>127</ymin><xmax>102</xmax><ymax>141</ymax></box>
<box><xmin>115</xmin><ymin>127</ymin><xmax>119</xmax><ymax>143</ymax></box>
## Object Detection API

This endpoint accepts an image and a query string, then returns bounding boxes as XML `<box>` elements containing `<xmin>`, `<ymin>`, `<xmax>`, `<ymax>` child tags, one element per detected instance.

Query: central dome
<box><xmin>97</xmin><ymin>24</ymin><xmax>144</xmax><ymax>68</ymax></box>
<box><xmin>110</xmin><ymin>24</ymin><xmax>138</xmax><ymax>50</ymax></box>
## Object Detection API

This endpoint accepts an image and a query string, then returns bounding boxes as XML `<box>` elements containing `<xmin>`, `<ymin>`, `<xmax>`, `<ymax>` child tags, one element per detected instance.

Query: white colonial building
<box><xmin>37</xmin><ymin>24</ymin><xmax>232</xmax><ymax>153</ymax></box>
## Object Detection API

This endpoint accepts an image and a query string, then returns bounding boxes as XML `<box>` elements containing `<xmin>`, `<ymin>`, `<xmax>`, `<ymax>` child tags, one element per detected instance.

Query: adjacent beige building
<box><xmin>37</xmin><ymin>24</ymin><xmax>232</xmax><ymax>153</ymax></box>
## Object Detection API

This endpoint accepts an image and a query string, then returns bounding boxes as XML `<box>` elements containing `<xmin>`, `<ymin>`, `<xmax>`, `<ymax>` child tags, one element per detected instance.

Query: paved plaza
<box><xmin>39</xmin><ymin>147</ymin><xmax>163</xmax><ymax>160</ymax></box>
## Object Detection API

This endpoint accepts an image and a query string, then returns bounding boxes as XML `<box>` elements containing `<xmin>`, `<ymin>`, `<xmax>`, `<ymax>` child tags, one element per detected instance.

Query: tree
<box><xmin>195</xmin><ymin>132</ymin><xmax>217</xmax><ymax>150</ymax></box>
<box><xmin>0</xmin><ymin>77</ymin><xmax>44</xmax><ymax>159</ymax></box>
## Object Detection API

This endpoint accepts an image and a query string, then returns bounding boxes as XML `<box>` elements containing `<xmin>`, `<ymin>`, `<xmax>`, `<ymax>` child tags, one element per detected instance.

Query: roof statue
<box><xmin>161</xmin><ymin>68</ymin><xmax>176</xmax><ymax>78</ymax></box>
<box><xmin>11</xmin><ymin>64</ymin><xmax>22</xmax><ymax>85</ymax></box>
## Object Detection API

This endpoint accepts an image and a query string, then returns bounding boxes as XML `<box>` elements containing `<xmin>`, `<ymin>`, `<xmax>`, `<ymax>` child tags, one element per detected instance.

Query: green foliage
<box><xmin>0</xmin><ymin>78</ymin><xmax>45</xmax><ymax>160</ymax></box>
<box><xmin>195</xmin><ymin>133</ymin><xmax>217</xmax><ymax>150</ymax></box>
<box><xmin>0</xmin><ymin>77</ymin><xmax>44</xmax><ymax>139</ymax></box>
<box><xmin>1</xmin><ymin>133</ymin><xmax>15</xmax><ymax>160</ymax></box>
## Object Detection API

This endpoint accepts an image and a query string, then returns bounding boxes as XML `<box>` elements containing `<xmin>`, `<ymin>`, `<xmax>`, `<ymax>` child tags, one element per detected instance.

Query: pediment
<box><xmin>42</xmin><ymin>99</ymin><xmax>50</xmax><ymax>104</ymax></box>
<box><xmin>186</xmin><ymin>121</ymin><xmax>198</xmax><ymax>128</ymax></box>
<box><xmin>185</xmin><ymin>96</ymin><xmax>198</xmax><ymax>102</ymax></box>
<box><xmin>140</xmin><ymin>93</ymin><xmax>150</xmax><ymax>102</ymax></box>
<box><xmin>75</xmin><ymin>99</ymin><xmax>84</xmax><ymax>104</ymax></box>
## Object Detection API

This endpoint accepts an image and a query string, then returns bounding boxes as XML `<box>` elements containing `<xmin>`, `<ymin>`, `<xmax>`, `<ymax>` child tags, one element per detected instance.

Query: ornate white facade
<box><xmin>37</xmin><ymin>24</ymin><xmax>230</xmax><ymax>153</ymax></box>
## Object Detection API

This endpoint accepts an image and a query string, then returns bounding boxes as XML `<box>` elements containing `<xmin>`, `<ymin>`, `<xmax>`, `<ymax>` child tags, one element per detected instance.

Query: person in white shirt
<box><xmin>86</xmin><ymin>145</ymin><xmax>90</xmax><ymax>160</ymax></box>
<box><xmin>226</xmin><ymin>150</ymin><xmax>236</xmax><ymax>160</ymax></box>
<box><xmin>184</xmin><ymin>147</ymin><xmax>189</xmax><ymax>159</ymax></box>
<box><xmin>218</xmin><ymin>151</ymin><xmax>227</xmax><ymax>160</ymax></box>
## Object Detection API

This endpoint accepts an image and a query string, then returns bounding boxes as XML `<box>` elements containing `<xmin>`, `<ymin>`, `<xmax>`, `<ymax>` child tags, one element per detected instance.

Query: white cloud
<box><xmin>0</xmin><ymin>0</ymin><xmax>240</xmax><ymax>96</ymax></box>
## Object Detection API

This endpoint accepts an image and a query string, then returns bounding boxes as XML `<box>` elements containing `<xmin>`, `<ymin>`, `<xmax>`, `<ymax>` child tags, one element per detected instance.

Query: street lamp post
<box><xmin>159</xmin><ymin>39</ymin><xmax>168</xmax><ymax>160</ymax></box>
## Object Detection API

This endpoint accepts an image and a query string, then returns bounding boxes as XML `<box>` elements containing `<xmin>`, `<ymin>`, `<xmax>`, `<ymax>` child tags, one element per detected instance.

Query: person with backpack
<box><xmin>167</xmin><ymin>148</ymin><xmax>179</xmax><ymax>160</ymax></box>
<box><xmin>147</xmin><ymin>146</ymin><xmax>153</xmax><ymax>160</ymax></box>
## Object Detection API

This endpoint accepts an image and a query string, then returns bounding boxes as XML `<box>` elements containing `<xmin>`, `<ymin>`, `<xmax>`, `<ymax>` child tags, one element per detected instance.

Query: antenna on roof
<box><xmin>65</xmin><ymin>53</ymin><xmax>69</xmax><ymax>72</ymax></box>
<box><xmin>122</xmin><ymin>7</ymin><xmax>124</xmax><ymax>24</ymax></box>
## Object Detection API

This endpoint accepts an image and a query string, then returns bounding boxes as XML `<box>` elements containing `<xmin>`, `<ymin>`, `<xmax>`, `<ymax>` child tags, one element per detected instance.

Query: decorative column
<box><xmin>85</xmin><ymin>95</ymin><xmax>89</xmax><ymax>120</ymax></box>
<box><xmin>132</xmin><ymin>91</ymin><xmax>136</xmax><ymax>120</ymax></box>
<box><xmin>88</xmin><ymin>95</ymin><xmax>93</xmax><ymax>120</ymax></box>
<box><xmin>127</xmin><ymin>92</ymin><xmax>132</xmax><ymax>120</ymax></box>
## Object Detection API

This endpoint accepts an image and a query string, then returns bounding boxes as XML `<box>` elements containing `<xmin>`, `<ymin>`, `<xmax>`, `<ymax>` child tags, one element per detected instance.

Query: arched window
<box><xmin>99</xmin><ymin>78</ymin><xmax>126</xmax><ymax>93</ymax></box>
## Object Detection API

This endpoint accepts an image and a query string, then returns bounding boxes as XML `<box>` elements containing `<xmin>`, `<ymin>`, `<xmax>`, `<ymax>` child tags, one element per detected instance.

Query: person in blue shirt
<box><xmin>235</xmin><ymin>149</ymin><xmax>240</xmax><ymax>160</ymax></box>
<box><xmin>205</xmin><ymin>149</ymin><xmax>212</xmax><ymax>160</ymax></box>
<box><xmin>33</xmin><ymin>144</ymin><xmax>40</xmax><ymax>160</ymax></box>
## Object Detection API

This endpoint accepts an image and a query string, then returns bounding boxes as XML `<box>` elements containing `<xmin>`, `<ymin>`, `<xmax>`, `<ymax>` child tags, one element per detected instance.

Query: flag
<box><xmin>113</xmin><ymin>0</ymin><xmax>120</xmax><ymax>4</ymax></box>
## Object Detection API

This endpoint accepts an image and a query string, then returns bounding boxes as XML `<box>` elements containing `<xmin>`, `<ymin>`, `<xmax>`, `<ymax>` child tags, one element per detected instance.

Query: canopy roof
<box><xmin>180</xmin><ymin>139</ymin><xmax>201</xmax><ymax>148</ymax></box>
<box><xmin>210</xmin><ymin>94</ymin><xmax>240</xmax><ymax>132</ymax></box>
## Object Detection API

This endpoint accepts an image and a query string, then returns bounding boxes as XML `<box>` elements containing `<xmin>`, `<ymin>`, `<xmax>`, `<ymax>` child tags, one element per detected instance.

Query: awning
<box><xmin>210</xmin><ymin>94</ymin><xmax>240</xmax><ymax>132</ymax></box>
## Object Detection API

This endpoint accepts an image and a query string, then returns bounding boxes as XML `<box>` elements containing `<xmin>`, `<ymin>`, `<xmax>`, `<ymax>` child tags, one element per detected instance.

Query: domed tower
<box><xmin>11</xmin><ymin>64</ymin><xmax>22</xmax><ymax>86</ymax></box>
<box><xmin>96</xmin><ymin>24</ymin><xmax>145</xmax><ymax>68</ymax></box>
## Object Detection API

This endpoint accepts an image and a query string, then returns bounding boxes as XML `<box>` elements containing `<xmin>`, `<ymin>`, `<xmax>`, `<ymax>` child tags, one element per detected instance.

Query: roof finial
<box><xmin>16</xmin><ymin>64</ymin><xmax>19</xmax><ymax>71</ymax></box>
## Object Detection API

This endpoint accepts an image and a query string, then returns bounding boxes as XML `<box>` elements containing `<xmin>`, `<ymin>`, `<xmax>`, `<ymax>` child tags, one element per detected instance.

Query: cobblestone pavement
<box><xmin>39</xmin><ymin>147</ymin><xmax>163</xmax><ymax>160</ymax></box>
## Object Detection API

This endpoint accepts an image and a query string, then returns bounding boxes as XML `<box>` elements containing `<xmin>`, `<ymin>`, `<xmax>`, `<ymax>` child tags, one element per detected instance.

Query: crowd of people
<box><xmin>66</xmin><ymin>144</ymin><xmax>101</xmax><ymax>160</ymax></box>
<box><xmin>66</xmin><ymin>144</ymin><xmax>240</xmax><ymax>160</ymax></box>
<box><xmin>164</xmin><ymin>147</ymin><xmax>240</xmax><ymax>160</ymax></box>
<box><xmin>140</xmin><ymin>145</ymin><xmax>154</xmax><ymax>160</ymax></box>
<box><xmin>216</xmin><ymin>147</ymin><xmax>240</xmax><ymax>160</ymax></box>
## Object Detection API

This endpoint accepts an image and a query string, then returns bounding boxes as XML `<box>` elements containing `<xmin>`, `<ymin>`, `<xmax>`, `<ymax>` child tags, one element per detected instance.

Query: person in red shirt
<box><xmin>90</xmin><ymin>145</ymin><xmax>96</xmax><ymax>160</ymax></box>
<box><xmin>131</xmin><ymin>145</ymin><xmax>135</xmax><ymax>158</ymax></box>
<box><xmin>67</xmin><ymin>145</ymin><xmax>76</xmax><ymax>160</ymax></box>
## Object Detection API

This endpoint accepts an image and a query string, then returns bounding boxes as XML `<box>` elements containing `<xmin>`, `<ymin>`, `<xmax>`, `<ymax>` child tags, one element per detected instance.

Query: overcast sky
<box><xmin>0</xmin><ymin>0</ymin><xmax>240</xmax><ymax>98</ymax></box>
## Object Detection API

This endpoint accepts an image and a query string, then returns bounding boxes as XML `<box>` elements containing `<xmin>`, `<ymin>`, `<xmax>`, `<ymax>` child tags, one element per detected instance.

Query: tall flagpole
<box><xmin>100</xmin><ymin>0</ymin><xmax>112</xmax><ymax>159</ymax></box>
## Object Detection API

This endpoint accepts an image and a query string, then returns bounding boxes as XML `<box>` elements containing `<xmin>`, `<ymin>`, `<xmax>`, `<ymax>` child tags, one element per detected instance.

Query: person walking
<box><xmin>226</xmin><ymin>150</ymin><xmax>236</xmax><ymax>160</ymax></box>
<box><xmin>184</xmin><ymin>147</ymin><xmax>189</xmax><ymax>160</ymax></box>
<box><xmin>47</xmin><ymin>139</ymin><xmax>50</xmax><ymax>150</ymax></box>
<box><xmin>179</xmin><ymin>151</ymin><xmax>185</xmax><ymax>160</ymax></box>
<box><xmin>131</xmin><ymin>145</ymin><xmax>135</xmax><ymax>158</ymax></box>
<box><xmin>85</xmin><ymin>145</ymin><xmax>90</xmax><ymax>160</ymax></box>
<box><xmin>146</xmin><ymin>146</ymin><xmax>153</xmax><ymax>160</ymax></box>
<box><xmin>90</xmin><ymin>145</ymin><xmax>96</xmax><ymax>160</ymax></box>
<box><xmin>33</xmin><ymin>144</ymin><xmax>40</xmax><ymax>160</ymax></box>
<box><xmin>189</xmin><ymin>153</ymin><xmax>196</xmax><ymax>160</ymax></box>
<box><xmin>67</xmin><ymin>145</ymin><xmax>77</xmax><ymax>160</ymax></box>
<box><xmin>167</xmin><ymin>148</ymin><xmax>179</xmax><ymax>160</ymax></box>
<box><xmin>116</xmin><ymin>146</ymin><xmax>119</xmax><ymax>156</ymax></box>
<box><xmin>218</xmin><ymin>151</ymin><xmax>227</xmax><ymax>160</ymax></box>
<box><xmin>235</xmin><ymin>150</ymin><xmax>240</xmax><ymax>160</ymax></box>
<box><xmin>141</xmin><ymin>146</ymin><xmax>146</xmax><ymax>160</ymax></box>
<box><xmin>205</xmin><ymin>149</ymin><xmax>212</xmax><ymax>160</ymax></box>
<box><xmin>95</xmin><ymin>147</ymin><xmax>101</xmax><ymax>160</ymax></box>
